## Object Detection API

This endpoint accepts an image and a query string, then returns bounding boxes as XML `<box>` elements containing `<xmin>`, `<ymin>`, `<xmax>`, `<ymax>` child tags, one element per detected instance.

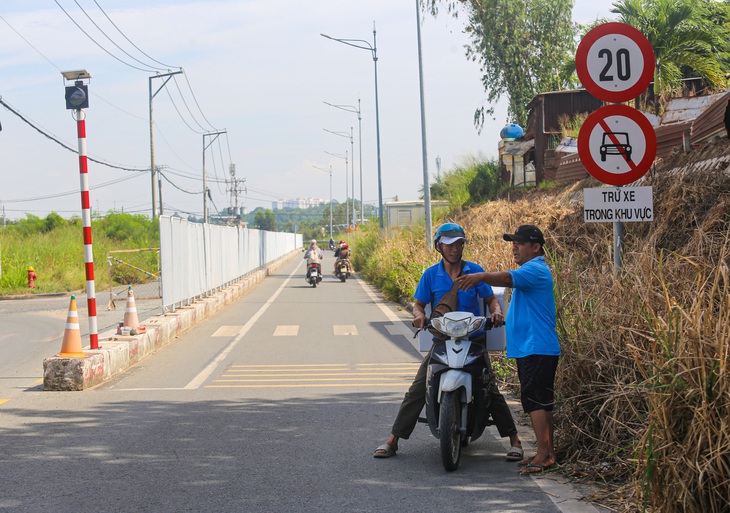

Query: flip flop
<box><xmin>518</xmin><ymin>456</ymin><xmax>535</xmax><ymax>467</ymax></box>
<box><xmin>519</xmin><ymin>462</ymin><xmax>557</xmax><ymax>475</ymax></box>
<box><xmin>505</xmin><ymin>446</ymin><xmax>524</xmax><ymax>462</ymax></box>
<box><xmin>373</xmin><ymin>443</ymin><xmax>397</xmax><ymax>458</ymax></box>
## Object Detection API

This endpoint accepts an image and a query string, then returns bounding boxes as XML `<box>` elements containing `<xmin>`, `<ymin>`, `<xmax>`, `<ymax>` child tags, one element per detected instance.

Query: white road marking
<box><xmin>183</xmin><ymin>261</ymin><xmax>302</xmax><ymax>389</ymax></box>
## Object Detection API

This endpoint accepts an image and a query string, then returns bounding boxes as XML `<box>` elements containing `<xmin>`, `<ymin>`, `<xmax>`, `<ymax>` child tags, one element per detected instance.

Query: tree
<box><xmin>253</xmin><ymin>209</ymin><xmax>277</xmax><ymax>231</ymax></box>
<box><xmin>611</xmin><ymin>0</ymin><xmax>728</xmax><ymax>112</ymax></box>
<box><xmin>424</xmin><ymin>0</ymin><xmax>578</xmax><ymax>128</ymax></box>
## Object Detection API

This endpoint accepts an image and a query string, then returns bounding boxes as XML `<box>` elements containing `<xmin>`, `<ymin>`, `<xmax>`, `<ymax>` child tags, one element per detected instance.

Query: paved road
<box><xmin>0</xmin><ymin>254</ymin><xmax>600</xmax><ymax>513</ymax></box>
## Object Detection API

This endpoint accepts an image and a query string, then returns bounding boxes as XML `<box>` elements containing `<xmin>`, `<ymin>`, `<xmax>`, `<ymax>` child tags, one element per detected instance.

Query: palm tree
<box><xmin>611</xmin><ymin>0</ymin><xmax>728</xmax><ymax>113</ymax></box>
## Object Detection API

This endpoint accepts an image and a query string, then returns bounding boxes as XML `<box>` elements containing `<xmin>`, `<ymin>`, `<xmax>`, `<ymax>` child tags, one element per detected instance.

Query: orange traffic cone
<box><xmin>122</xmin><ymin>286</ymin><xmax>146</xmax><ymax>334</ymax></box>
<box><xmin>57</xmin><ymin>295</ymin><xmax>87</xmax><ymax>358</ymax></box>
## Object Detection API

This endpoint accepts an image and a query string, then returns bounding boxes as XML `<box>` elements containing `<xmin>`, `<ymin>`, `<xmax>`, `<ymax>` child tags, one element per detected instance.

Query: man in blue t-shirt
<box><xmin>373</xmin><ymin>223</ymin><xmax>523</xmax><ymax>461</ymax></box>
<box><xmin>457</xmin><ymin>225</ymin><xmax>560</xmax><ymax>475</ymax></box>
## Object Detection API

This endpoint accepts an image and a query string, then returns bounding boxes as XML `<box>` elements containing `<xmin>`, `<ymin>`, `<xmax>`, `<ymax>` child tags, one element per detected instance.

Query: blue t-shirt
<box><xmin>506</xmin><ymin>256</ymin><xmax>560</xmax><ymax>358</ymax></box>
<box><xmin>415</xmin><ymin>260</ymin><xmax>494</xmax><ymax>337</ymax></box>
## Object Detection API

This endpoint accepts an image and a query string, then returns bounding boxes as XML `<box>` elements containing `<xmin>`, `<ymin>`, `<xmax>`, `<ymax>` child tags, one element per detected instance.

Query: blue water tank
<box><xmin>500</xmin><ymin>123</ymin><xmax>524</xmax><ymax>139</ymax></box>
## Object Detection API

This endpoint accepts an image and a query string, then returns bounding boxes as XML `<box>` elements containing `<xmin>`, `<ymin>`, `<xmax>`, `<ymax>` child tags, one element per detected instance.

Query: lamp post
<box><xmin>149</xmin><ymin>70</ymin><xmax>183</xmax><ymax>218</ymax></box>
<box><xmin>323</xmin><ymin>128</ymin><xmax>355</xmax><ymax>230</ymax></box>
<box><xmin>203</xmin><ymin>130</ymin><xmax>226</xmax><ymax>224</ymax></box>
<box><xmin>324</xmin><ymin>150</ymin><xmax>349</xmax><ymax>236</ymax></box>
<box><xmin>324</xmin><ymin>100</ymin><xmax>363</xmax><ymax>224</ymax></box>
<box><xmin>312</xmin><ymin>164</ymin><xmax>333</xmax><ymax>238</ymax></box>
<box><xmin>321</xmin><ymin>24</ymin><xmax>383</xmax><ymax>229</ymax></box>
<box><xmin>415</xmin><ymin>0</ymin><xmax>433</xmax><ymax>250</ymax></box>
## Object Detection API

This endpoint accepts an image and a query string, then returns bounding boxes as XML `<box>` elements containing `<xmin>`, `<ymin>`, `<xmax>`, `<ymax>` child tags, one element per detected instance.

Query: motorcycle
<box><xmin>418</xmin><ymin>311</ymin><xmax>493</xmax><ymax>471</ymax></box>
<box><xmin>305</xmin><ymin>261</ymin><xmax>322</xmax><ymax>287</ymax></box>
<box><xmin>335</xmin><ymin>258</ymin><xmax>350</xmax><ymax>282</ymax></box>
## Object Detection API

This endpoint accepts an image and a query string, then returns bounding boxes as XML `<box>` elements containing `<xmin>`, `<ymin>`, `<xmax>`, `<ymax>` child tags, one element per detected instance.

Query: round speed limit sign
<box><xmin>576</xmin><ymin>23</ymin><xmax>655</xmax><ymax>103</ymax></box>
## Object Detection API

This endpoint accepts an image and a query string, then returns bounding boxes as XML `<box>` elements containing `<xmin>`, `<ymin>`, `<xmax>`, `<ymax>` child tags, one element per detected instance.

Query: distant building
<box><xmin>272</xmin><ymin>197</ymin><xmax>326</xmax><ymax>210</ymax></box>
<box><xmin>383</xmin><ymin>200</ymin><xmax>449</xmax><ymax>233</ymax></box>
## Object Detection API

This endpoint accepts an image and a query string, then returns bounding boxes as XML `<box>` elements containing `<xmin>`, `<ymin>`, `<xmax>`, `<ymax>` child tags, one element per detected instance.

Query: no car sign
<box><xmin>578</xmin><ymin>104</ymin><xmax>657</xmax><ymax>186</ymax></box>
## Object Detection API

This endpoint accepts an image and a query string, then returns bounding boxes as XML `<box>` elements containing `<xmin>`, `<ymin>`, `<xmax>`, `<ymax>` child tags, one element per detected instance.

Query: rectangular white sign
<box><xmin>583</xmin><ymin>186</ymin><xmax>653</xmax><ymax>223</ymax></box>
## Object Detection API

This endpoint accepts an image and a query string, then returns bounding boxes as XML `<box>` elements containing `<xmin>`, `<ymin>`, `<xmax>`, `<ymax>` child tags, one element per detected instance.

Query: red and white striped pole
<box><xmin>75</xmin><ymin>108</ymin><xmax>98</xmax><ymax>350</ymax></box>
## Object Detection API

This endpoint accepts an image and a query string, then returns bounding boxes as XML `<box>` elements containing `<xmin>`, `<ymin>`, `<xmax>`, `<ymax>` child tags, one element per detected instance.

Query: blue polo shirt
<box><xmin>414</xmin><ymin>260</ymin><xmax>494</xmax><ymax>337</ymax></box>
<box><xmin>506</xmin><ymin>256</ymin><xmax>560</xmax><ymax>358</ymax></box>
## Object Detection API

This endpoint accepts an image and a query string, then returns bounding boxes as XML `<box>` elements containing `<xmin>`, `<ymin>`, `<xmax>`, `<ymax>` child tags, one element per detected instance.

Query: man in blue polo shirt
<box><xmin>457</xmin><ymin>224</ymin><xmax>560</xmax><ymax>474</ymax></box>
<box><xmin>373</xmin><ymin>223</ymin><xmax>523</xmax><ymax>461</ymax></box>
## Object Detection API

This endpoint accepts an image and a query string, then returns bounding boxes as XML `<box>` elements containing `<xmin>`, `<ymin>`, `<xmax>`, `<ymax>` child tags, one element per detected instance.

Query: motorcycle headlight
<box><xmin>430</xmin><ymin>313</ymin><xmax>487</xmax><ymax>338</ymax></box>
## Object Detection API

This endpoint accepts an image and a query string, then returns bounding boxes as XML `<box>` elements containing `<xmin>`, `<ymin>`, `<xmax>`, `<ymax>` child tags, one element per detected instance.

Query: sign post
<box><xmin>576</xmin><ymin>23</ymin><xmax>656</xmax><ymax>273</ymax></box>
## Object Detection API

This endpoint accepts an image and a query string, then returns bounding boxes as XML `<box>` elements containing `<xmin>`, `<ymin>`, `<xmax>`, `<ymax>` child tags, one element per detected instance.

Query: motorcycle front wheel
<box><xmin>439</xmin><ymin>390</ymin><xmax>462</xmax><ymax>471</ymax></box>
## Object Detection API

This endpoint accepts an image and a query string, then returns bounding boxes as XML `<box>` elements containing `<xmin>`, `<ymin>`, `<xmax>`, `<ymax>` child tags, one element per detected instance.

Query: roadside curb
<box><xmin>42</xmin><ymin>251</ymin><xmax>298</xmax><ymax>391</ymax></box>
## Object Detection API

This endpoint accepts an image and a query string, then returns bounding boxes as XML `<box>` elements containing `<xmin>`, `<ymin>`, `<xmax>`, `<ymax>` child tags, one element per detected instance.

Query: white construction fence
<box><xmin>159</xmin><ymin>215</ymin><xmax>302</xmax><ymax>312</ymax></box>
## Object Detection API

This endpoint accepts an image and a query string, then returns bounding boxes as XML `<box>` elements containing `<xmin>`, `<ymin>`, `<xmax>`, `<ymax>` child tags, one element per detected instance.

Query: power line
<box><xmin>0</xmin><ymin>96</ymin><xmax>148</xmax><ymax>173</ymax></box>
<box><xmin>92</xmin><ymin>0</ymin><xmax>177</xmax><ymax>70</ymax></box>
<box><xmin>53</xmin><ymin>0</ymin><xmax>157</xmax><ymax>73</ymax></box>
<box><xmin>72</xmin><ymin>0</ymin><xmax>167</xmax><ymax>72</ymax></box>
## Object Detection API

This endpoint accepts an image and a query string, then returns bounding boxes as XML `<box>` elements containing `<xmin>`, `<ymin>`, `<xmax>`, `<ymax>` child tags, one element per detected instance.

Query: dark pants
<box><xmin>391</xmin><ymin>346</ymin><xmax>517</xmax><ymax>440</ymax></box>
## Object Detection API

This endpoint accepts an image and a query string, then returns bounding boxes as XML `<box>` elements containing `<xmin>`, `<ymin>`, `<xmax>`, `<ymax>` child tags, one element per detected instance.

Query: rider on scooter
<box><xmin>373</xmin><ymin>222</ymin><xmax>523</xmax><ymax>461</ymax></box>
<box><xmin>304</xmin><ymin>239</ymin><xmax>323</xmax><ymax>275</ymax></box>
<box><xmin>334</xmin><ymin>242</ymin><xmax>353</xmax><ymax>274</ymax></box>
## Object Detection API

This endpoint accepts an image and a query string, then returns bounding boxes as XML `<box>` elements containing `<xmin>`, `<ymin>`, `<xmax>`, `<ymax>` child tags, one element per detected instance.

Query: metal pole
<box><xmin>75</xmin><ymin>108</ymin><xmax>99</xmax><ymax>350</ymax></box>
<box><xmin>149</xmin><ymin>77</ymin><xmax>157</xmax><ymax>219</ymax></box>
<box><xmin>202</xmin><ymin>131</ymin><xmax>227</xmax><ymax>224</ymax></box>
<box><xmin>329</xmin><ymin>166</ymin><xmax>333</xmax><ymax>238</ymax></box>
<box><xmin>149</xmin><ymin>71</ymin><xmax>183</xmax><ymax>219</ymax></box>
<box><xmin>373</xmin><ymin>23</ymin><xmax>384</xmax><ymax>230</ymax></box>
<box><xmin>415</xmin><ymin>0</ymin><xmax>433</xmax><ymax>249</ymax></box>
<box><xmin>345</xmin><ymin>150</ymin><xmax>349</xmax><ymax>235</ymax></box>
<box><xmin>613</xmin><ymin>219</ymin><xmax>624</xmax><ymax>275</ymax></box>
<box><xmin>350</xmin><ymin>126</ymin><xmax>355</xmax><ymax>229</ymax></box>
<box><xmin>358</xmin><ymin>98</ymin><xmax>363</xmax><ymax>224</ymax></box>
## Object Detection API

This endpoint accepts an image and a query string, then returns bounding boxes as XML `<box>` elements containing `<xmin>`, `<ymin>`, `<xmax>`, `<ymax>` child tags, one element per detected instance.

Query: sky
<box><xmin>0</xmin><ymin>0</ymin><xmax>614</xmax><ymax>221</ymax></box>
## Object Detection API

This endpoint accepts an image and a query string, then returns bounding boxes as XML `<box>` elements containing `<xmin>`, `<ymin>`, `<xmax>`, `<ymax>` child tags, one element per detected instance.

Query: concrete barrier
<box><xmin>43</xmin><ymin>252</ymin><xmax>296</xmax><ymax>391</ymax></box>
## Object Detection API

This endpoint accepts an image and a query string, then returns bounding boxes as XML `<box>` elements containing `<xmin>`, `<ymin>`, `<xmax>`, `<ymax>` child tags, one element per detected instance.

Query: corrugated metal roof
<box><xmin>661</xmin><ymin>93</ymin><xmax>726</xmax><ymax>124</ymax></box>
<box><xmin>655</xmin><ymin>121</ymin><xmax>691</xmax><ymax>159</ymax></box>
<box><xmin>690</xmin><ymin>89</ymin><xmax>730</xmax><ymax>143</ymax></box>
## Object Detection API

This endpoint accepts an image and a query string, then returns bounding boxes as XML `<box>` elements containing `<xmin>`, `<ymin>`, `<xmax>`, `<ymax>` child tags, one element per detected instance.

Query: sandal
<box><xmin>373</xmin><ymin>443</ymin><xmax>397</xmax><ymax>458</ymax></box>
<box><xmin>505</xmin><ymin>446</ymin><xmax>524</xmax><ymax>462</ymax></box>
<box><xmin>519</xmin><ymin>461</ymin><xmax>558</xmax><ymax>474</ymax></box>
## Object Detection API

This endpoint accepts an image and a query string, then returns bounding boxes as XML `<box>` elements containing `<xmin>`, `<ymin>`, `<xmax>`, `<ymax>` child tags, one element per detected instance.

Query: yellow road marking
<box><xmin>333</xmin><ymin>325</ymin><xmax>358</xmax><ymax>335</ymax></box>
<box><xmin>273</xmin><ymin>325</ymin><xmax>299</xmax><ymax>336</ymax></box>
<box><xmin>0</xmin><ymin>399</ymin><xmax>10</xmax><ymax>406</ymax></box>
<box><xmin>212</xmin><ymin>326</ymin><xmax>242</xmax><ymax>337</ymax></box>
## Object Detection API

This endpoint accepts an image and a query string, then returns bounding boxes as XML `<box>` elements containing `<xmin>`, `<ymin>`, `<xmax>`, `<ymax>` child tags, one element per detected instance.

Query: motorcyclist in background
<box><xmin>329</xmin><ymin>237</ymin><xmax>335</xmax><ymax>251</ymax></box>
<box><xmin>333</xmin><ymin>240</ymin><xmax>346</xmax><ymax>258</ymax></box>
<box><xmin>304</xmin><ymin>239</ymin><xmax>323</xmax><ymax>275</ymax></box>
<box><xmin>334</xmin><ymin>242</ymin><xmax>353</xmax><ymax>274</ymax></box>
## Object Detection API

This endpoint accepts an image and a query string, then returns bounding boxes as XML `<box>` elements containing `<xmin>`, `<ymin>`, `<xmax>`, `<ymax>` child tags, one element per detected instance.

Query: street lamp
<box><xmin>321</xmin><ymin>24</ymin><xmax>383</xmax><ymax>229</ymax></box>
<box><xmin>323</xmin><ymin>127</ymin><xmax>355</xmax><ymax>229</ymax></box>
<box><xmin>312</xmin><ymin>164</ymin><xmax>333</xmax><ymax>239</ymax></box>
<box><xmin>324</xmin><ymin>100</ymin><xmax>363</xmax><ymax>225</ymax></box>
<box><xmin>324</xmin><ymin>150</ymin><xmax>349</xmax><ymax>236</ymax></box>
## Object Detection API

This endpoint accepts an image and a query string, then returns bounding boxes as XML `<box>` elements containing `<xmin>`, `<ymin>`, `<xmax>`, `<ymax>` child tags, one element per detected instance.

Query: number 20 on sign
<box><xmin>576</xmin><ymin>22</ymin><xmax>655</xmax><ymax>103</ymax></box>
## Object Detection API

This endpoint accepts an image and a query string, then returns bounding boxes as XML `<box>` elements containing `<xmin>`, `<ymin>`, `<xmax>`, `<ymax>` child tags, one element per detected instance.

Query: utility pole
<box><xmin>149</xmin><ymin>70</ymin><xmax>183</xmax><ymax>219</ymax></box>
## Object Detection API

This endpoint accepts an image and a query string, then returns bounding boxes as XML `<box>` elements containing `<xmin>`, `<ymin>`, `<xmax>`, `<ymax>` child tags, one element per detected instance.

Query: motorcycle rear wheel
<box><xmin>439</xmin><ymin>391</ymin><xmax>462</xmax><ymax>471</ymax></box>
